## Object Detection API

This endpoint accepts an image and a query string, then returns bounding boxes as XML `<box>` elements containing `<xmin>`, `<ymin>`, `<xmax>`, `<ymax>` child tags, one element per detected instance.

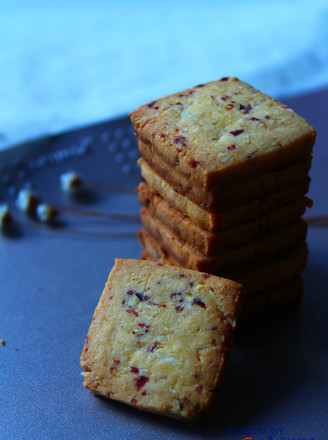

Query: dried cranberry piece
<box><xmin>134</xmin><ymin>376</ymin><xmax>149</xmax><ymax>390</ymax></box>
<box><xmin>175</xmin><ymin>305</ymin><xmax>184</xmax><ymax>313</ymax></box>
<box><xmin>219</xmin><ymin>77</ymin><xmax>230</xmax><ymax>81</ymax></box>
<box><xmin>178</xmin><ymin>397</ymin><xmax>190</xmax><ymax>409</ymax></box>
<box><xmin>127</xmin><ymin>290</ymin><xmax>134</xmax><ymax>295</ymax></box>
<box><xmin>131</xmin><ymin>398</ymin><xmax>138</xmax><ymax>404</ymax></box>
<box><xmin>110</xmin><ymin>359</ymin><xmax>121</xmax><ymax>371</ymax></box>
<box><xmin>249</xmin><ymin>117</ymin><xmax>260</xmax><ymax>121</ymax></box>
<box><xmin>239</xmin><ymin>104</ymin><xmax>252</xmax><ymax>114</ymax></box>
<box><xmin>146</xmin><ymin>342</ymin><xmax>159</xmax><ymax>352</ymax></box>
<box><xmin>227</xmin><ymin>145</ymin><xmax>236</xmax><ymax>151</ymax></box>
<box><xmin>188</xmin><ymin>159</ymin><xmax>200</xmax><ymax>168</ymax></box>
<box><xmin>138</xmin><ymin>323</ymin><xmax>150</xmax><ymax>329</ymax></box>
<box><xmin>195</xmin><ymin>84</ymin><xmax>205</xmax><ymax>88</ymax></box>
<box><xmin>174</xmin><ymin>136</ymin><xmax>186</xmax><ymax>144</ymax></box>
<box><xmin>84</xmin><ymin>336</ymin><xmax>89</xmax><ymax>353</ymax></box>
<box><xmin>170</xmin><ymin>292</ymin><xmax>180</xmax><ymax>298</ymax></box>
<box><xmin>135</xmin><ymin>292</ymin><xmax>150</xmax><ymax>302</ymax></box>
<box><xmin>126</xmin><ymin>306</ymin><xmax>139</xmax><ymax>317</ymax></box>
<box><xmin>149</xmin><ymin>301</ymin><xmax>167</xmax><ymax>308</ymax></box>
<box><xmin>148</xmin><ymin>101</ymin><xmax>157</xmax><ymax>108</ymax></box>
<box><xmin>230</xmin><ymin>129</ymin><xmax>244</xmax><ymax>136</ymax></box>
<box><xmin>247</xmin><ymin>151</ymin><xmax>257</xmax><ymax>159</ymax></box>
<box><xmin>131</xmin><ymin>366</ymin><xmax>139</xmax><ymax>374</ymax></box>
<box><xmin>202</xmin><ymin>273</ymin><xmax>210</xmax><ymax>279</ymax></box>
<box><xmin>192</xmin><ymin>298</ymin><xmax>206</xmax><ymax>308</ymax></box>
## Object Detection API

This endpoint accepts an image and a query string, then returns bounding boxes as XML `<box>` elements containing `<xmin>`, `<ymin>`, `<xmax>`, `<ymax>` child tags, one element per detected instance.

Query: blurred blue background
<box><xmin>1</xmin><ymin>0</ymin><xmax>328</xmax><ymax>149</ymax></box>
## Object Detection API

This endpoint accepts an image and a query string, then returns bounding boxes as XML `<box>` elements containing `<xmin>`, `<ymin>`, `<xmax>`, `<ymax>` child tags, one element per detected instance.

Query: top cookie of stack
<box><xmin>130</xmin><ymin>77</ymin><xmax>315</xmax><ymax>190</ymax></box>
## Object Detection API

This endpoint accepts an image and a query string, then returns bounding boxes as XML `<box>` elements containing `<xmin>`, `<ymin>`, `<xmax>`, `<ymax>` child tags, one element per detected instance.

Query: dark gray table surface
<box><xmin>1</xmin><ymin>90</ymin><xmax>327</xmax><ymax>440</ymax></box>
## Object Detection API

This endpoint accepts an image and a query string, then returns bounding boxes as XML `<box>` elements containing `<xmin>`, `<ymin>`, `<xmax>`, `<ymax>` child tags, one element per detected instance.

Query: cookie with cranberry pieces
<box><xmin>80</xmin><ymin>258</ymin><xmax>243</xmax><ymax>421</ymax></box>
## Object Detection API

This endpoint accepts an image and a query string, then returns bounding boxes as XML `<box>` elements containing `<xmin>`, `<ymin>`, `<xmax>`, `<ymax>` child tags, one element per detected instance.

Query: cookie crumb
<box><xmin>60</xmin><ymin>170</ymin><xmax>81</xmax><ymax>191</ymax></box>
<box><xmin>36</xmin><ymin>204</ymin><xmax>58</xmax><ymax>223</ymax></box>
<box><xmin>16</xmin><ymin>189</ymin><xmax>39</xmax><ymax>213</ymax></box>
<box><xmin>0</xmin><ymin>205</ymin><xmax>12</xmax><ymax>229</ymax></box>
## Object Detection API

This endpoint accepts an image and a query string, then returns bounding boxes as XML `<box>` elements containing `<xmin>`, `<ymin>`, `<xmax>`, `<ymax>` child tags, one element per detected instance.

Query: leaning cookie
<box><xmin>80</xmin><ymin>258</ymin><xmax>243</xmax><ymax>422</ymax></box>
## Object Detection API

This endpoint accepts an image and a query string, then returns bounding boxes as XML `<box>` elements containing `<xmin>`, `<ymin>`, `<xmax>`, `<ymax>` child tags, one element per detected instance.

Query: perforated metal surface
<box><xmin>0</xmin><ymin>117</ymin><xmax>140</xmax><ymax>237</ymax></box>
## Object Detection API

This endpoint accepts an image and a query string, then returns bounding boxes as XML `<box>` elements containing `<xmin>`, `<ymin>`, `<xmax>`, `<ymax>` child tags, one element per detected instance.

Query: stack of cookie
<box><xmin>130</xmin><ymin>77</ymin><xmax>316</xmax><ymax>318</ymax></box>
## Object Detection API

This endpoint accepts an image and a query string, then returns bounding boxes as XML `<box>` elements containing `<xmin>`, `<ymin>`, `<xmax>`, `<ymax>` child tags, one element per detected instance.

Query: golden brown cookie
<box><xmin>140</xmin><ymin>209</ymin><xmax>307</xmax><ymax>272</ymax></box>
<box><xmin>139</xmin><ymin>161</ymin><xmax>311</xmax><ymax>231</ymax></box>
<box><xmin>139</xmin><ymin>229</ymin><xmax>308</xmax><ymax>295</ymax></box>
<box><xmin>138</xmin><ymin>144</ymin><xmax>312</xmax><ymax>210</ymax></box>
<box><xmin>138</xmin><ymin>182</ymin><xmax>309</xmax><ymax>255</ymax></box>
<box><xmin>130</xmin><ymin>77</ymin><xmax>316</xmax><ymax>190</ymax></box>
<box><xmin>80</xmin><ymin>259</ymin><xmax>243</xmax><ymax>422</ymax></box>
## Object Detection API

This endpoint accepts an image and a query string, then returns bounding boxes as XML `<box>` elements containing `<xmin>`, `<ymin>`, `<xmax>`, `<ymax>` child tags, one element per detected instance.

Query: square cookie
<box><xmin>139</xmin><ymin>229</ymin><xmax>308</xmax><ymax>295</ymax></box>
<box><xmin>138</xmin><ymin>143</ymin><xmax>311</xmax><ymax>210</ymax></box>
<box><xmin>140</xmin><ymin>209</ymin><xmax>307</xmax><ymax>271</ymax></box>
<box><xmin>138</xmin><ymin>182</ymin><xmax>309</xmax><ymax>255</ymax></box>
<box><xmin>80</xmin><ymin>259</ymin><xmax>243</xmax><ymax>422</ymax></box>
<box><xmin>130</xmin><ymin>77</ymin><xmax>316</xmax><ymax>189</ymax></box>
<box><xmin>139</xmin><ymin>161</ymin><xmax>311</xmax><ymax>231</ymax></box>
